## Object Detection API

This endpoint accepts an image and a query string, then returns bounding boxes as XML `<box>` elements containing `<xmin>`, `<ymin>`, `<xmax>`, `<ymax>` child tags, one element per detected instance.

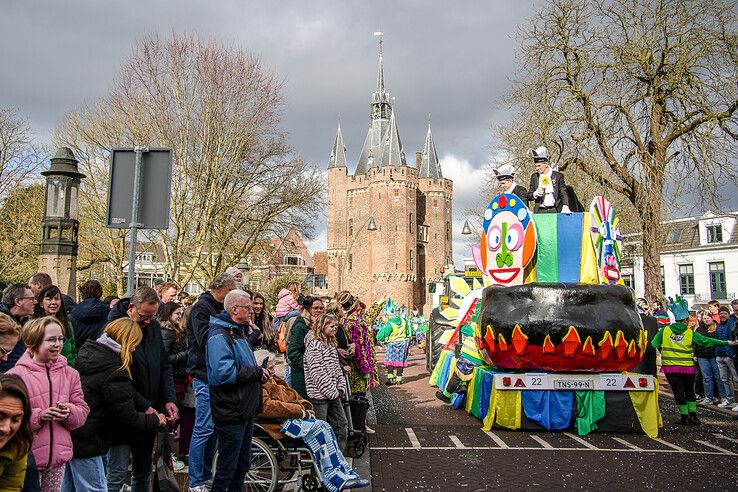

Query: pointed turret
<box><xmin>328</xmin><ymin>124</ymin><xmax>347</xmax><ymax>169</ymax></box>
<box><xmin>385</xmin><ymin>110</ymin><xmax>407</xmax><ymax>167</ymax></box>
<box><xmin>419</xmin><ymin>123</ymin><xmax>442</xmax><ymax>178</ymax></box>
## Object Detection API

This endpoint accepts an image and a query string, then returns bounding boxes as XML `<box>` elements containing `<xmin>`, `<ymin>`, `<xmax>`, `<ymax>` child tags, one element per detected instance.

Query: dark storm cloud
<box><xmin>1</xmin><ymin>0</ymin><xmax>542</xmax><ymax>263</ymax></box>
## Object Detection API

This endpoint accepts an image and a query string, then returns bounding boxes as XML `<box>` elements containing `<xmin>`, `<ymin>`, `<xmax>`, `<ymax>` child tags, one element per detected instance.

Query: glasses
<box><xmin>20</xmin><ymin>296</ymin><xmax>35</xmax><ymax>301</ymax></box>
<box><xmin>44</xmin><ymin>337</ymin><xmax>66</xmax><ymax>345</ymax></box>
<box><xmin>234</xmin><ymin>305</ymin><xmax>253</xmax><ymax>312</ymax></box>
<box><xmin>0</xmin><ymin>345</ymin><xmax>11</xmax><ymax>357</ymax></box>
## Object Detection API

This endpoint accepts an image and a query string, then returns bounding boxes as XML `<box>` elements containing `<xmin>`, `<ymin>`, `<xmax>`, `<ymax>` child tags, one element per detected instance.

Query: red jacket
<box><xmin>7</xmin><ymin>352</ymin><xmax>89</xmax><ymax>470</ymax></box>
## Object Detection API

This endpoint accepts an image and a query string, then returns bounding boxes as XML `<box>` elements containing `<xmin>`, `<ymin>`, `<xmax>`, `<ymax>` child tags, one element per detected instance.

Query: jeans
<box><xmin>106</xmin><ymin>436</ymin><xmax>155</xmax><ymax>492</ymax></box>
<box><xmin>311</xmin><ymin>398</ymin><xmax>348</xmax><ymax>452</ymax></box>
<box><xmin>61</xmin><ymin>456</ymin><xmax>106</xmax><ymax>492</ymax></box>
<box><xmin>716</xmin><ymin>356</ymin><xmax>738</xmax><ymax>401</ymax></box>
<box><xmin>212</xmin><ymin>418</ymin><xmax>255</xmax><ymax>492</ymax></box>
<box><xmin>188</xmin><ymin>378</ymin><xmax>217</xmax><ymax>487</ymax></box>
<box><xmin>697</xmin><ymin>358</ymin><xmax>727</xmax><ymax>400</ymax></box>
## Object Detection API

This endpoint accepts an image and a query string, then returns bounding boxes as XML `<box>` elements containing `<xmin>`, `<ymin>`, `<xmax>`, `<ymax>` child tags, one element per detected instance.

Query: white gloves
<box><xmin>533</xmin><ymin>188</ymin><xmax>544</xmax><ymax>199</ymax></box>
<box><xmin>561</xmin><ymin>205</ymin><xmax>572</xmax><ymax>215</ymax></box>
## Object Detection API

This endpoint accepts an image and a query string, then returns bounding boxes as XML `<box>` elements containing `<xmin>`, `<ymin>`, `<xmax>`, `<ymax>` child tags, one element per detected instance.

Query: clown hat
<box><xmin>528</xmin><ymin>146</ymin><xmax>549</xmax><ymax>163</ymax></box>
<box><xmin>493</xmin><ymin>164</ymin><xmax>518</xmax><ymax>181</ymax></box>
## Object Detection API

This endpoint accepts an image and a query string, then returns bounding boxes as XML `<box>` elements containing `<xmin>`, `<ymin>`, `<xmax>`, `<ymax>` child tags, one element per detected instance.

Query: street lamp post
<box><xmin>38</xmin><ymin>147</ymin><xmax>86</xmax><ymax>298</ymax></box>
<box><xmin>338</xmin><ymin>214</ymin><xmax>377</xmax><ymax>292</ymax></box>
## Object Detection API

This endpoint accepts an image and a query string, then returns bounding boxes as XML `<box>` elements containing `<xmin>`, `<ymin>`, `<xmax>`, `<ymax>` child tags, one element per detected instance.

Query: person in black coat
<box><xmin>105</xmin><ymin>287</ymin><xmax>178</xmax><ymax>492</ymax></box>
<box><xmin>69</xmin><ymin>280</ymin><xmax>110</xmax><ymax>350</ymax></box>
<box><xmin>493</xmin><ymin>164</ymin><xmax>528</xmax><ymax>200</ymax></box>
<box><xmin>526</xmin><ymin>146</ymin><xmax>571</xmax><ymax>214</ymax></box>
<box><xmin>185</xmin><ymin>273</ymin><xmax>236</xmax><ymax>489</ymax></box>
<box><xmin>65</xmin><ymin>318</ymin><xmax>165</xmax><ymax>490</ymax></box>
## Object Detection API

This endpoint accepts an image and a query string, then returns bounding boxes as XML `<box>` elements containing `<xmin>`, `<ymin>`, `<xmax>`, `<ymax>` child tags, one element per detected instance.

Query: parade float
<box><xmin>429</xmin><ymin>193</ymin><xmax>662</xmax><ymax>437</ymax></box>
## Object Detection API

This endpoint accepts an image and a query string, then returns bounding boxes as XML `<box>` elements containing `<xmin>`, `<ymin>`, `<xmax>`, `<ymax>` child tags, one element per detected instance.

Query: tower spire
<box><xmin>328</xmin><ymin>123</ymin><xmax>347</xmax><ymax>169</ymax></box>
<box><xmin>376</xmin><ymin>32</ymin><xmax>385</xmax><ymax>95</ymax></box>
<box><xmin>419</xmin><ymin>122</ymin><xmax>442</xmax><ymax>178</ymax></box>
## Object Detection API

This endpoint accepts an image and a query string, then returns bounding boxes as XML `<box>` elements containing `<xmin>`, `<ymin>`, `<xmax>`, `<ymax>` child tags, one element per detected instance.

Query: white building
<box><xmin>621</xmin><ymin>211</ymin><xmax>737</xmax><ymax>306</ymax></box>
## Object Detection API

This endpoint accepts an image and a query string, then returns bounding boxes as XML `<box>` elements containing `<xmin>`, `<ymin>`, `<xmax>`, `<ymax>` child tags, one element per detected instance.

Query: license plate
<box><xmin>553</xmin><ymin>378</ymin><xmax>594</xmax><ymax>390</ymax></box>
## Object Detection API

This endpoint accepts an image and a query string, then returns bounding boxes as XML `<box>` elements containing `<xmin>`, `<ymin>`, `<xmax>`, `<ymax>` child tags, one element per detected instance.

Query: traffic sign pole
<box><xmin>126</xmin><ymin>146</ymin><xmax>148</xmax><ymax>297</ymax></box>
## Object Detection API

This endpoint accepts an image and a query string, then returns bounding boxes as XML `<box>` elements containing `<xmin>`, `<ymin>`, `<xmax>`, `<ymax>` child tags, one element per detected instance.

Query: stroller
<box><xmin>341</xmin><ymin>374</ymin><xmax>369</xmax><ymax>458</ymax></box>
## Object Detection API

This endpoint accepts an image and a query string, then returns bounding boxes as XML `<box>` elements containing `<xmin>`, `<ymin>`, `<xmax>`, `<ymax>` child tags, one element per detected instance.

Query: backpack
<box><xmin>276</xmin><ymin>319</ymin><xmax>288</xmax><ymax>353</ymax></box>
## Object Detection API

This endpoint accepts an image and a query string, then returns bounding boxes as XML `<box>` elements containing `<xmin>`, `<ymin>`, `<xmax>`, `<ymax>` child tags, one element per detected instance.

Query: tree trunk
<box><xmin>637</xmin><ymin>147</ymin><xmax>666</xmax><ymax>303</ymax></box>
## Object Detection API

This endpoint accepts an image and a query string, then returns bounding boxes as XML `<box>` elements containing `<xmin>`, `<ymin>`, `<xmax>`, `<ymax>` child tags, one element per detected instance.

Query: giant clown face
<box><xmin>473</xmin><ymin>194</ymin><xmax>537</xmax><ymax>286</ymax></box>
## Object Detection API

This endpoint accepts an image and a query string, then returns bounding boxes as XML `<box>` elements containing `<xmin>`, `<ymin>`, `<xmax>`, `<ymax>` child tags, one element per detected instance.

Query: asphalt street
<box><xmin>368</xmin><ymin>350</ymin><xmax>738</xmax><ymax>491</ymax></box>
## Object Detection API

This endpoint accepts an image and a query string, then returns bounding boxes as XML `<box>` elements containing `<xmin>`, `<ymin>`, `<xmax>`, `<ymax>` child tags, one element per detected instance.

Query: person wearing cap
<box><xmin>651</xmin><ymin>296</ymin><xmax>738</xmax><ymax>425</ymax></box>
<box><xmin>493</xmin><ymin>164</ymin><xmax>528</xmax><ymax>200</ymax></box>
<box><xmin>225</xmin><ymin>267</ymin><xmax>244</xmax><ymax>288</ymax></box>
<box><xmin>526</xmin><ymin>146</ymin><xmax>571</xmax><ymax>214</ymax></box>
<box><xmin>714</xmin><ymin>306</ymin><xmax>738</xmax><ymax>411</ymax></box>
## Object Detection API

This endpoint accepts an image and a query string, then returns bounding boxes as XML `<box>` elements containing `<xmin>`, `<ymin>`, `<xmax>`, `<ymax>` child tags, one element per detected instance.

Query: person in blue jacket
<box><xmin>715</xmin><ymin>306</ymin><xmax>738</xmax><ymax>411</ymax></box>
<box><xmin>206</xmin><ymin>290</ymin><xmax>272</xmax><ymax>492</ymax></box>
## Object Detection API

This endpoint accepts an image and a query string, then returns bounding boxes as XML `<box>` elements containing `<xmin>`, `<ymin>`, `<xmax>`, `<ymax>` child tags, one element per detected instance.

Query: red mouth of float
<box><xmin>488</xmin><ymin>268</ymin><xmax>520</xmax><ymax>284</ymax></box>
<box><xmin>604</xmin><ymin>266</ymin><xmax>621</xmax><ymax>281</ymax></box>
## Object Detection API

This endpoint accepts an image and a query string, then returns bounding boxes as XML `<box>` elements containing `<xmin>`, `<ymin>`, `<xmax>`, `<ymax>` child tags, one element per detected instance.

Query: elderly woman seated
<box><xmin>255</xmin><ymin>351</ymin><xmax>368</xmax><ymax>491</ymax></box>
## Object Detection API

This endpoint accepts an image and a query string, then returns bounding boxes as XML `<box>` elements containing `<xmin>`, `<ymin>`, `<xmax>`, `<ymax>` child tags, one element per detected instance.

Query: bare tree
<box><xmin>0</xmin><ymin>108</ymin><xmax>44</xmax><ymax>201</ymax></box>
<box><xmin>55</xmin><ymin>32</ymin><xmax>323</xmax><ymax>294</ymax></box>
<box><xmin>498</xmin><ymin>0</ymin><xmax>738</xmax><ymax>300</ymax></box>
<box><xmin>0</xmin><ymin>184</ymin><xmax>44</xmax><ymax>283</ymax></box>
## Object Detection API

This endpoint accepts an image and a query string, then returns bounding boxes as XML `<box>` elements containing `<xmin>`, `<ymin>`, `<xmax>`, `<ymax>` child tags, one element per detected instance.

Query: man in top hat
<box><xmin>493</xmin><ymin>164</ymin><xmax>528</xmax><ymax>200</ymax></box>
<box><xmin>527</xmin><ymin>146</ymin><xmax>571</xmax><ymax>214</ymax></box>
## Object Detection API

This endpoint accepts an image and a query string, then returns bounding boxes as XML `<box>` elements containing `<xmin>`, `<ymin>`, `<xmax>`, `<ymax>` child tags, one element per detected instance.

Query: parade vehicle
<box><xmin>429</xmin><ymin>191</ymin><xmax>661</xmax><ymax>437</ymax></box>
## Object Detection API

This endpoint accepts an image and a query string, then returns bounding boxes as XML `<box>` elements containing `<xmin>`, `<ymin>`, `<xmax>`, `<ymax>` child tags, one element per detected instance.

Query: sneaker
<box><xmin>172</xmin><ymin>454</ymin><xmax>185</xmax><ymax>472</ymax></box>
<box><xmin>731</xmin><ymin>404</ymin><xmax>738</xmax><ymax>412</ymax></box>
<box><xmin>188</xmin><ymin>487</ymin><xmax>207</xmax><ymax>492</ymax></box>
<box><xmin>365</xmin><ymin>425</ymin><xmax>376</xmax><ymax>434</ymax></box>
<box><xmin>718</xmin><ymin>399</ymin><xmax>733</xmax><ymax>408</ymax></box>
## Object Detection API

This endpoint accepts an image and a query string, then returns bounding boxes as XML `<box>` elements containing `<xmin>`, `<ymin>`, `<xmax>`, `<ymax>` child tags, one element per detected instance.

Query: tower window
<box><xmin>409</xmin><ymin>250</ymin><xmax>414</xmax><ymax>271</ymax></box>
<box><xmin>348</xmin><ymin>218</ymin><xmax>353</xmax><ymax>237</ymax></box>
<box><xmin>409</xmin><ymin>213</ymin><xmax>413</xmax><ymax>233</ymax></box>
<box><xmin>348</xmin><ymin>254</ymin><xmax>353</xmax><ymax>271</ymax></box>
<box><xmin>446</xmin><ymin>221</ymin><xmax>450</xmax><ymax>241</ymax></box>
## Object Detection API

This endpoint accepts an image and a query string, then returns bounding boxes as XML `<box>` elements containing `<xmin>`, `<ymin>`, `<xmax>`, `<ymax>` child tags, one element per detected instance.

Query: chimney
<box><xmin>415</xmin><ymin>151</ymin><xmax>422</xmax><ymax>168</ymax></box>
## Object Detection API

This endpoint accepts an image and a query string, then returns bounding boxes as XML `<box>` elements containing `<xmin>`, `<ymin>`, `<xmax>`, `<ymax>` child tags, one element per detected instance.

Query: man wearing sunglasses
<box><xmin>105</xmin><ymin>286</ymin><xmax>178</xmax><ymax>492</ymax></box>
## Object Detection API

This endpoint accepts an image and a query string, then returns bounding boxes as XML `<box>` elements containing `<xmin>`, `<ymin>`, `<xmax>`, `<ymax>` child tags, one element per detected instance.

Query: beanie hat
<box><xmin>636</xmin><ymin>297</ymin><xmax>649</xmax><ymax>314</ymax></box>
<box><xmin>718</xmin><ymin>306</ymin><xmax>730</xmax><ymax>314</ymax></box>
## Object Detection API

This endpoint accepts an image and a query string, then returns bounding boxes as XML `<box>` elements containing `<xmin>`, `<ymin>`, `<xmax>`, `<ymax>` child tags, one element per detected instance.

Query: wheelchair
<box><xmin>222</xmin><ymin>422</ymin><xmax>323</xmax><ymax>492</ymax></box>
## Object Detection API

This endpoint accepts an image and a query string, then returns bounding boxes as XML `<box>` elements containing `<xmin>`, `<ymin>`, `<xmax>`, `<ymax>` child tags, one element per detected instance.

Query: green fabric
<box><xmin>659</xmin><ymin>326</ymin><xmax>694</xmax><ymax>366</ymax></box>
<box><xmin>286</xmin><ymin>316</ymin><xmax>310</xmax><ymax>399</ymax></box>
<box><xmin>575</xmin><ymin>390</ymin><xmax>606</xmax><ymax>436</ymax></box>
<box><xmin>61</xmin><ymin>320</ymin><xmax>76</xmax><ymax>367</ymax></box>
<box><xmin>692</xmin><ymin>330</ymin><xmax>730</xmax><ymax>348</ymax></box>
<box><xmin>677</xmin><ymin>404</ymin><xmax>688</xmax><ymax>416</ymax></box>
<box><xmin>532</xmin><ymin>213</ymin><xmax>559</xmax><ymax>282</ymax></box>
<box><xmin>470</xmin><ymin>369</ymin><xmax>484</xmax><ymax>418</ymax></box>
<box><xmin>687</xmin><ymin>401</ymin><xmax>697</xmax><ymax>412</ymax></box>
<box><xmin>0</xmin><ymin>443</ymin><xmax>28</xmax><ymax>490</ymax></box>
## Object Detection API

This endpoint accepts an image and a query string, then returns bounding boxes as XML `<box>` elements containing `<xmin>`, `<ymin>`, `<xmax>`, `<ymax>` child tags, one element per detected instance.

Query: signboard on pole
<box><xmin>106</xmin><ymin>148</ymin><xmax>172</xmax><ymax>230</ymax></box>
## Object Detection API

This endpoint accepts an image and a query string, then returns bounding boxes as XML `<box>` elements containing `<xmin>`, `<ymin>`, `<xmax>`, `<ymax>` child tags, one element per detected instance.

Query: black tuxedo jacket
<box><xmin>527</xmin><ymin>170</ymin><xmax>569</xmax><ymax>213</ymax></box>
<box><xmin>505</xmin><ymin>184</ymin><xmax>529</xmax><ymax>201</ymax></box>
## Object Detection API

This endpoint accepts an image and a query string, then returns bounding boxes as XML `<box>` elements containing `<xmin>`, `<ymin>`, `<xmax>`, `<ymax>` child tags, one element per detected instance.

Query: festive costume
<box><xmin>651</xmin><ymin>296</ymin><xmax>730</xmax><ymax>425</ymax></box>
<box><xmin>343</xmin><ymin>312</ymin><xmax>379</xmax><ymax>394</ymax></box>
<box><xmin>377</xmin><ymin>315</ymin><xmax>412</xmax><ymax>384</ymax></box>
<box><xmin>493</xmin><ymin>164</ymin><xmax>528</xmax><ymax>201</ymax></box>
<box><xmin>526</xmin><ymin>146</ymin><xmax>571</xmax><ymax>214</ymax></box>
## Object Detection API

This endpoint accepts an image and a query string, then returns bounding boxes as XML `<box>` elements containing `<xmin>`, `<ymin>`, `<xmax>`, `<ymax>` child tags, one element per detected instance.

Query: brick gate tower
<box><xmin>327</xmin><ymin>38</ymin><xmax>453</xmax><ymax>315</ymax></box>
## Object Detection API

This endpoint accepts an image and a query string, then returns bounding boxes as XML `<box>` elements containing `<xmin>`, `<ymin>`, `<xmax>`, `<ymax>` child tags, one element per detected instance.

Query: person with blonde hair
<box><xmin>62</xmin><ymin>318</ymin><xmax>165</xmax><ymax>491</ymax></box>
<box><xmin>303</xmin><ymin>313</ymin><xmax>348</xmax><ymax>450</ymax></box>
<box><xmin>0</xmin><ymin>313</ymin><xmax>20</xmax><ymax>365</ymax></box>
<box><xmin>7</xmin><ymin>317</ymin><xmax>89</xmax><ymax>491</ymax></box>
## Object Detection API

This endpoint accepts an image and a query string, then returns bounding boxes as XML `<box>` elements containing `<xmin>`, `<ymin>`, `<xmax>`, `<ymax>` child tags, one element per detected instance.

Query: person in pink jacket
<box><xmin>7</xmin><ymin>316</ymin><xmax>89</xmax><ymax>491</ymax></box>
<box><xmin>274</xmin><ymin>283</ymin><xmax>301</xmax><ymax>319</ymax></box>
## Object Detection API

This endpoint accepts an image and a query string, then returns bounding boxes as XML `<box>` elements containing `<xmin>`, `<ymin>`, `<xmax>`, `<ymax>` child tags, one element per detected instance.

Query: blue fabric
<box><xmin>557</xmin><ymin>213</ymin><xmax>584</xmax><ymax>282</ymax></box>
<box><xmin>479</xmin><ymin>370</ymin><xmax>495</xmax><ymax>420</ymax></box>
<box><xmin>522</xmin><ymin>390</ymin><xmax>574</xmax><ymax>430</ymax></box>
<box><xmin>697</xmin><ymin>357</ymin><xmax>727</xmax><ymax>399</ymax></box>
<box><xmin>206</xmin><ymin>312</ymin><xmax>258</xmax><ymax>386</ymax></box>
<box><xmin>61</xmin><ymin>456</ymin><xmax>106</xmax><ymax>492</ymax></box>
<box><xmin>281</xmin><ymin>419</ymin><xmax>359</xmax><ymax>492</ymax></box>
<box><xmin>451</xmin><ymin>392</ymin><xmax>465</xmax><ymax>409</ymax></box>
<box><xmin>437</xmin><ymin>354</ymin><xmax>453</xmax><ymax>394</ymax></box>
<box><xmin>188</xmin><ymin>378</ymin><xmax>217</xmax><ymax>486</ymax></box>
<box><xmin>212</xmin><ymin>418</ymin><xmax>255</xmax><ymax>492</ymax></box>
<box><xmin>715</xmin><ymin>318</ymin><xmax>736</xmax><ymax>357</ymax></box>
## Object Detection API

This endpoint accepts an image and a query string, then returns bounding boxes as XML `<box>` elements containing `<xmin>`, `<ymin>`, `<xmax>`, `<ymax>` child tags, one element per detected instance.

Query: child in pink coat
<box><xmin>7</xmin><ymin>316</ymin><xmax>89</xmax><ymax>491</ymax></box>
<box><xmin>274</xmin><ymin>283</ymin><xmax>301</xmax><ymax>319</ymax></box>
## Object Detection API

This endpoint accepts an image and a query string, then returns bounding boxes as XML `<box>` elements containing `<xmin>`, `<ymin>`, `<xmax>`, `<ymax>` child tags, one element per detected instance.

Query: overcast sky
<box><xmin>3</xmin><ymin>0</ymin><xmax>542</xmax><ymax>265</ymax></box>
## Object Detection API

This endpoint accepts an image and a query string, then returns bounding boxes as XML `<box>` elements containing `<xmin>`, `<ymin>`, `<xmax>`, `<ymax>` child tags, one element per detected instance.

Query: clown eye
<box><xmin>487</xmin><ymin>225</ymin><xmax>502</xmax><ymax>251</ymax></box>
<box><xmin>506</xmin><ymin>223</ymin><xmax>524</xmax><ymax>251</ymax></box>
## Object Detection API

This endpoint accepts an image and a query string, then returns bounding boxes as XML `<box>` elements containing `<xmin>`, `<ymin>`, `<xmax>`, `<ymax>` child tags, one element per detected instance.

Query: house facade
<box><xmin>621</xmin><ymin>211</ymin><xmax>738</xmax><ymax>306</ymax></box>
